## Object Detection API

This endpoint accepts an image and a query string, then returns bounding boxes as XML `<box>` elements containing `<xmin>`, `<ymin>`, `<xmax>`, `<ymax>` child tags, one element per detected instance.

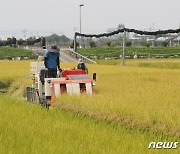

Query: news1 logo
<box><xmin>148</xmin><ymin>142</ymin><xmax>179</xmax><ymax>149</ymax></box>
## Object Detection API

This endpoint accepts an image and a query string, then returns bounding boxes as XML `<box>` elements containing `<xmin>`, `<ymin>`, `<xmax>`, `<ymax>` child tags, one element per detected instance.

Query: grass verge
<box><xmin>0</xmin><ymin>46</ymin><xmax>33</xmax><ymax>59</ymax></box>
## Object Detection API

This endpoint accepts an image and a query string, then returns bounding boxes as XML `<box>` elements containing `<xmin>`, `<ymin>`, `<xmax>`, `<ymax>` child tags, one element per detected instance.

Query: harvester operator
<box><xmin>77</xmin><ymin>59</ymin><xmax>88</xmax><ymax>73</ymax></box>
<box><xmin>44</xmin><ymin>45</ymin><xmax>61</xmax><ymax>78</ymax></box>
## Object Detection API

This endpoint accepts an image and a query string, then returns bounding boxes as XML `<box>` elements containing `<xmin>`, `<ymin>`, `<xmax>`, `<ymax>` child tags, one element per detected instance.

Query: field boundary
<box><xmin>53</xmin><ymin>102</ymin><xmax>180</xmax><ymax>139</ymax></box>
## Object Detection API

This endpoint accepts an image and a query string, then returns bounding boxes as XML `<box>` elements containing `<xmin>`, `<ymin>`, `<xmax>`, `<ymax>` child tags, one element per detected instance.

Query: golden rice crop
<box><xmin>2</xmin><ymin>95</ymin><xmax>178</xmax><ymax>154</ymax></box>
<box><xmin>59</xmin><ymin>60</ymin><xmax>180</xmax><ymax>136</ymax></box>
<box><xmin>0</xmin><ymin>60</ymin><xmax>180</xmax><ymax>136</ymax></box>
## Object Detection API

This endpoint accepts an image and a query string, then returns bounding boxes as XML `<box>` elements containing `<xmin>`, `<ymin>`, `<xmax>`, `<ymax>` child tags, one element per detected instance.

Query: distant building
<box><xmin>107</xmin><ymin>24</ymin><xmax>126</xmax><ymax>40</ymax></box>
<box><xmin>107</xmin><ymin>24</ymin><xmax>125</xmax><ymax>33</ymax></box>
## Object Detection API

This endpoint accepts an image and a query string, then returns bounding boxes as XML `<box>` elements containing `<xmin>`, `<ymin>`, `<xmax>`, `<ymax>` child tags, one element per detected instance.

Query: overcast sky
<box><xmin>0</xmin><ymin>0</ymin><xmax>180</xmax><ymax>38</ymax></box>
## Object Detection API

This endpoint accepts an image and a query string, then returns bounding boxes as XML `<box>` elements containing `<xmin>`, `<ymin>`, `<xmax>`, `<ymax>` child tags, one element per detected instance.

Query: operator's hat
<box><xmin>48</xmin><ymin>45</ymin><xmax>60</xmax><ymax>53</ymax></box>
<box><xmin>78</xmin><ymin>59</ymin><xmax>83</xmax><ymax>63</ymax></box>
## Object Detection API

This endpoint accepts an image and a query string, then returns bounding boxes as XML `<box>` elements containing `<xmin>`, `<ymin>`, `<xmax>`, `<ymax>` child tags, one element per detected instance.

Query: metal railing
<box><xmin>63</xmin><ymin>48</ymin><xmax>97</xmax><ymax>64</ymax></box>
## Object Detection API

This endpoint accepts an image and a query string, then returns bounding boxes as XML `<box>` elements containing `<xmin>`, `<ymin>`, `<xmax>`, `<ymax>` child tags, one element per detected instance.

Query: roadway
<box><xmin>32</xmin><ymin>47</ymin><xmax>78</xmax><ymax>63</ymax></box>
<box><xmin>60</xmin><ymin>49</ymin><xmax>78</xmax><ymax>63</ymax></box>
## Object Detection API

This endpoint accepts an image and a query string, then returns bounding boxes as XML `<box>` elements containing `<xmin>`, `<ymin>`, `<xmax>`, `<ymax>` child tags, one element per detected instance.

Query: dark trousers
<box><xmin>47</xmin><ymin>68</ymin><xmax>57</xmax><ymax>78</ymax></box>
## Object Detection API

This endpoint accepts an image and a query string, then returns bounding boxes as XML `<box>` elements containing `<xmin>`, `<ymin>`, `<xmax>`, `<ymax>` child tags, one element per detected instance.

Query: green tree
<box><xmin>89</xmin><ymin>41</ymin><xmax>97</xmax><ymax>48</ymax></box>
<box><xmin>162</xmin><ymin>41</ymin><xmax>168</xmax><ymax>47</ymax></box>
<box><xmin>125</xmin><ymin>41</ymin><xmax>132</xmax><ymax>47</ymax></box>
<box><xmin>46</xmin><ymin>34</ymin><xmax>60</xmax><ymax>43</ymax></box>
<box><xmin>27</xmin><ymin>36</ymin><xmax>36</xmax><ymax>45</ymax></box>
<box><xmin>59</xmin><ymin>35</ymin><xmax>70</xmax><ymax>42</ymax></box>
<box><xmin>106</xmin><ymin>41</ymin><xmax>111</xmax><ymax>47</ymax></box>
<box><xmin>45</xmin><ymin>34</ymin><xmax>71</xmax><ymax>43</ymax></box>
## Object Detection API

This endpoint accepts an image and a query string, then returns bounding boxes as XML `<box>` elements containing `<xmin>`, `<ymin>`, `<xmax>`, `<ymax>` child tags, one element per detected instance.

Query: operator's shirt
<box><xmin>44</xmin><ymin>50</ymin><xmax>60</xmax><ymax>69</ymax></box>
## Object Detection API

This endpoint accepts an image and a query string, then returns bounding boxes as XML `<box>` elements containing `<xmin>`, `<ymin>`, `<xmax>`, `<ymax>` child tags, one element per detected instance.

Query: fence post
<box><xmin>121</xmin><ymin>30</ymin><xmax>126</xmax><ymax>66</ymax></box>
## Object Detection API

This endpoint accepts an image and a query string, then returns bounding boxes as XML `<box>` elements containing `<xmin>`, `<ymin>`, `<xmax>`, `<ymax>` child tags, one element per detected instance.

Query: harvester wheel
<box><xmin>45</xmin><ymin>99</ymin><xmax>51</xmax><ymax>109</ymax></box>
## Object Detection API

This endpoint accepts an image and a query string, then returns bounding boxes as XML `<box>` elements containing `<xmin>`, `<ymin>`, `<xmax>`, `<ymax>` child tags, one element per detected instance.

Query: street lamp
<box><xmin>79</xmin><ymin>4</ymin><xmax>84</xmax><ymax>48</ymax></box>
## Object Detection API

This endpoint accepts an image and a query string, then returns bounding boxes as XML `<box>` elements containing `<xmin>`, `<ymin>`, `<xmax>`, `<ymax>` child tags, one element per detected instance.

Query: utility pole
<box><xmin>74</xmin><ymin>26</ymin><xmax>78</xmax><ymax>33</ymax></box>
<box><xmin>152</xmin><ymin>22</ymin><xmax>155</xmax><ymax>47</ymax></box>
<box><xmin>74</xmin><ymin>34</ymin><xmax>77</xmax><ymax>52</ymax></box>
<box><xmin>22</xmin><ymin>29</ymin><xmax>26</xmax><ymax>40</ymax></box>
<box><xmin>79</xmin><ymin>4</ymin><xmax>84</xmax><ymax>48</ymax></box>
<box><xmin>121</xmin><ymin>30</ymin><xmax>126</xmax><ymax>66</ymax></box>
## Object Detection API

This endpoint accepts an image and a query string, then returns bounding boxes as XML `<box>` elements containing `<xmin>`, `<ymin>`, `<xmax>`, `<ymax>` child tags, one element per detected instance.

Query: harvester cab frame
<box><xmin>26</xmin><ymin>62</ymin><xmax>96</xmax><ymax>107</ymax></box>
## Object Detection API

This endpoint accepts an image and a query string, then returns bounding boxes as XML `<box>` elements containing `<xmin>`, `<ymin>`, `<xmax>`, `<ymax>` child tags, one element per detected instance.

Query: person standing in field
<box><xmin>77</xmin><ymin>59</ymin><xmax>88</xmax><ymax>73</ymax></box>
<box><xmin>44</xmin><ymin>45</ymin><xmax>61</xmax><ymax>78</ymax></box>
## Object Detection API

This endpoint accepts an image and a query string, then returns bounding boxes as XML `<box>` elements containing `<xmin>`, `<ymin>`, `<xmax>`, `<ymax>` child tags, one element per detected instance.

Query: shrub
<box><xmin>144</xmin><ymin>43</ymin><xmax>150</xmax><ymax>47</ymax></box>
<box><xmin>162</xmin><ymin>41</ymin><xmax>168</xmax><ymax>47</ymax></box>
<box><xmin>125</xmin><ymin>41</ymin><xmax>132</xmax><ymax>47</ymax></box>
<box><xmin>106</xmin><ymin>41</ymin><xmax>112</xmax><ymax>47</ymax></box>
<box><xmin>89</xmin><ymin>41</ymin><xmax>97</xmax><ymax>48</ymax></box>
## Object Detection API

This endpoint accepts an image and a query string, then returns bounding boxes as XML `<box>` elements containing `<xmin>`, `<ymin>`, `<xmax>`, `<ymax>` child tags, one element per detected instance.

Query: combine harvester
<box><xmin>26</xmin><ymin>62</ymin><xmax>96</xmax><ymax>107</ymax></box>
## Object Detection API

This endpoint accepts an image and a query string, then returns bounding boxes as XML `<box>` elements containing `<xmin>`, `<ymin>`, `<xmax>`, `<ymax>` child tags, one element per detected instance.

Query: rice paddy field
<box><xmin>77</xmin><ymin>46</ymin><xmax>180</xmax><ymax>58</ymax></box>
<box><xmin>0</xmin><ymin>59</ymin><xmax>180</xmax><ymax>153</ymax></box>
